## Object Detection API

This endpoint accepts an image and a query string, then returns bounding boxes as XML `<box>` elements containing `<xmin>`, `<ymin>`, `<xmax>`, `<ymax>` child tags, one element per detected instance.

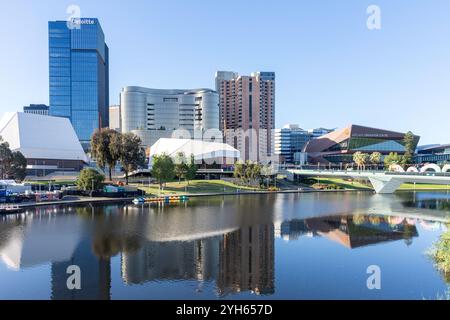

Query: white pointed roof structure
<box><xmin>0</xmin><ymin>112</ymin><xmax>87</xmax><ymax>162</ymax></box>
<box><xmin>149</xmin><ymin>138</ymin><xmax>240</xmax><ymax>161</ymax></box>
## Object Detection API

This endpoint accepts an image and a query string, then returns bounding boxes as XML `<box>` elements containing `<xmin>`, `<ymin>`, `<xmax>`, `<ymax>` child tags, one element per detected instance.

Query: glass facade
<box><xmin>304</xmin><ymin>125</ymin><xmax>421</xmax><ymax>164</ymax></box>
<box><xmin>275</xmin><ymin>127</ymin><xmax>312</xmax><ymax>163</ymax></box>
<box><xmin>49</xmin><ymin>19</ymin><xmax>109</xmax><ymax>148</ymax></box>
<box><xmin>415</xmin><ymin>144</ymin><xmax>450</xmax><ymax>164</ymax></box>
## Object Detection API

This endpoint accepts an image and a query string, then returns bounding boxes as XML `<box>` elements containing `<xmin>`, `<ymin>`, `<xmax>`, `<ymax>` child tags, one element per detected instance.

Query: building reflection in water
<box><xmin>121</xmin><ymin>238</ymin><xmax>219</xmax><ymax>285</ymax></box>
<box><xmin>279</xmin><ymin>215</ymin><xmax>419</xmax><ymax>248</ymax></box>
<box><xmin>120</xmin><ymin>223</ymin><xmax>275</xmax><ymax>297</ymax></box>
<box><xmin>217</xmin><ymin>224</ymin><xmax>275</xmax><ymax>296</ymax></box>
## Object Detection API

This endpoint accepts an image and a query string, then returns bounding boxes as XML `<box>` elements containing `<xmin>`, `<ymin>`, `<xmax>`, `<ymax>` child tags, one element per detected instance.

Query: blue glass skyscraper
<box><xmin>49</xmin><ymin>18</ymin><xmax>109</xmax><ymax>149</ymax></box>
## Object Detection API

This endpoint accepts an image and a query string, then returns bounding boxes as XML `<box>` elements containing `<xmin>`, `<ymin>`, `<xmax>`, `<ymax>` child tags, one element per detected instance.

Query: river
<box><xmin>0</xmin><ymin>191</ymin><xmax>449</xmax><ymax>300</ymax></box>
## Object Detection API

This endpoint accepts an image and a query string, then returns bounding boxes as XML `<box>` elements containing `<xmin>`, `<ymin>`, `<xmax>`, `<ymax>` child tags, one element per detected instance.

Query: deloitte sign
<box><xmin>67</xmin><ymin>18</ymin><xmax>96</xmax><ymax>30</ymax></box>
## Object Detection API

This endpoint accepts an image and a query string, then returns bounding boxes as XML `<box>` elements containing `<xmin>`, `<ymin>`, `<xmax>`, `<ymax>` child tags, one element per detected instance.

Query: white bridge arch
<box><xmin>389</xmin><ymin>164</ymin><xmax>405</xmax><ymax>173</ymax></box>
<box><xmin>420</xmin><ymin>164</ymin><xmax>442</xmax><ymax>173</ymax></box>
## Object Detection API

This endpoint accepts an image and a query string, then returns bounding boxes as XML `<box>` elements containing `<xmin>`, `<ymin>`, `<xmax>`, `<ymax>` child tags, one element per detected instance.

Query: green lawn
<box><xmin>132</xmin><ymin>179</ymin><xmax>261</xmax><ymax>196</ymax></box>
<box><xmin>399</xmin><ymin>183</ymin><xmax>450</xmax><ymax>190</ymax></box>
<box><xmin>309</xmin><ymin>178</ymin><xmax>372</xmax><ymax>190</ymax></box>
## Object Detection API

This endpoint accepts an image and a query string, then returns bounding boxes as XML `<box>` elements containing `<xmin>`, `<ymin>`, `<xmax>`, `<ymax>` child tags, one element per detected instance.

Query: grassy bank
<box><xmin>133</xmin><ymin>180</ymin><xmax>261</xmax><ymax>196</ymax></box>
<box><xmin>309</xmin><ymin>178</ymin><xmax>372</xmax><ymax>190</ymax></box>
<box><xmin>399</xmin><ymin>183</ymin><xmax>450</xmax><ymax>191</ymax></box>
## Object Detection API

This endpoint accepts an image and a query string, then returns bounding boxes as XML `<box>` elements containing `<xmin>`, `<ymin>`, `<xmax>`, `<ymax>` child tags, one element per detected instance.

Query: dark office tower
<box><xmin>49</xmin><ymin>18</ymin><xmax>109</xmax><ymax>150</ymax></box>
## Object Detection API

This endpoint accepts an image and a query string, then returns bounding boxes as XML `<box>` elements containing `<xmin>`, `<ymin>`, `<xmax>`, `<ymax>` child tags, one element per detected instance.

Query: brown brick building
<box><xmin>215</xmin><ymin>71</ymin><xmax>275</xmax><ymax>162</ymax></box>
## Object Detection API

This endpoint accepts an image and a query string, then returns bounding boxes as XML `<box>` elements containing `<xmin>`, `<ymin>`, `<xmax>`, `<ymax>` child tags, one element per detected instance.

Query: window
<box><xmin>163</xmin><ymin>97</ymin><xmax>178</xmax><ymax>102</ymax></box>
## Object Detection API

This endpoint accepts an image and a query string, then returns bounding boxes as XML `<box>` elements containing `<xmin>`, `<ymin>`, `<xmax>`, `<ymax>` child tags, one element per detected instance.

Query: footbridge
<box><xmin>284</xmin><ymin>169</ymin><xmax>450</xmax><ymax>194</ymax></box>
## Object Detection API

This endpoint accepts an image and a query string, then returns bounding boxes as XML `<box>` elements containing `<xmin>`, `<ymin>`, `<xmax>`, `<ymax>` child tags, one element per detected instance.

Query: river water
<box><xmin>0</xmin><ymin>191</ymin><xmax>449</xmax><ymax>300</ymax></box>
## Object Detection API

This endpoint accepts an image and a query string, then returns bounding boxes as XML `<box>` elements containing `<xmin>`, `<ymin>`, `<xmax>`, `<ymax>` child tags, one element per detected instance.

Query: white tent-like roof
<box><xmin>149</xmin><ymin>138</ymin><xmax>240</xmax><ymax>162</ymax></box>
<box><xmin>0</xmin><ymin>112</ymin><xmax>87</xmax><ymax>162</ymax></box>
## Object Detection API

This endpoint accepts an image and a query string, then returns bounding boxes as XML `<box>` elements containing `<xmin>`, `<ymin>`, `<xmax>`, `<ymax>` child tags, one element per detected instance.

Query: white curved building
<box><xmin>149</xmin><ymin>138</ymin><xmax>240</xmax><ymax>166</ymax></box>
<box><xmin>0</xmin><ymin>112</ymin><xmax>87</xmax><ymax>177</ymax></box>
<box><xmin>120</xmin><ymin>87</ymin><xmax>220</xmax><ymax>148</ymax></box>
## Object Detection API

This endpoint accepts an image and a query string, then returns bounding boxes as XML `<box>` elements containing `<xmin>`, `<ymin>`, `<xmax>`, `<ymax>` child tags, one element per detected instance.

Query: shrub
<box><xmin>76</xmin><ymin>168</ymin><xmax>105</xmax><ymax>192</ymax></box>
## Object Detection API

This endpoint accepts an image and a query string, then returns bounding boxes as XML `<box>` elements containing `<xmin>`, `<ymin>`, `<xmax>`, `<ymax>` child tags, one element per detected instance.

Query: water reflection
<box><xmin>280</xmin><ymin>215</ymin><xmax>418</xmax><ymax>248</ymax></box>
<box><xmin>0</xmin><ymin>191</ymin><xmax>449</xmax><ymax>299</ymax></box>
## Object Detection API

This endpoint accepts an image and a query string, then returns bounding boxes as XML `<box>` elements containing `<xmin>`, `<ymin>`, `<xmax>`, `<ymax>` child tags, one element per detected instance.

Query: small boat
<box><xmin>132</xmin><ymin>198</ymin><xmax>145</xmax><ymax>204</ymax></box>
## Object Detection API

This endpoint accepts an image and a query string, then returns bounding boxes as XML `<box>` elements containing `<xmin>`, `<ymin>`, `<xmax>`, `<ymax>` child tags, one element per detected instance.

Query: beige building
<box><xmin>109</xmin><ymin>105</ymin><xmax>121</xmax><ymax>132</ymax></box>
<box><xmin>215</xmin><ymin>71</ymin><xmax>275</xmax><ymax>162</ymax></box>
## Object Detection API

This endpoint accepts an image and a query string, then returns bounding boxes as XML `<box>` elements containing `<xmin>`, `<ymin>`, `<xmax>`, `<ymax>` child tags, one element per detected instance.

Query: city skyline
<box><xmin>1</xmin><ymin>1</ymin><xmax>450</xmax><ymax>145</ymax></box>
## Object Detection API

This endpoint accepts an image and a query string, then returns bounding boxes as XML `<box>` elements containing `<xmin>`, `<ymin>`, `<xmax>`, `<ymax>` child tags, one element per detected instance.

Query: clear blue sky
<box><xmin>1</xmin><ymin>0</ymin><xmax>449</xmax><ymax>145</ymax></box>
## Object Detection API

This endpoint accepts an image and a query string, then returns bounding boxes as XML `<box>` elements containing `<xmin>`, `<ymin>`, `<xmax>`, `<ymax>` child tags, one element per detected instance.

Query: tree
<box><xmin>370</xmin><ymin>152</ymin><xmax>382</xmax><ymax>170</ymax></box>
<box><xmin>151</xmin><ymin>153</ymin><xmax>175</xmax><ymax>189</ymax></box>
<box><xmin>261</xmin><ymin>164</ymin><xmax>276</xmax><ymax>188</ymax></box>
<box><xmin>402</xmin><ymin>131</ymin><xmax>416</xmax><ymax>167</ymax></box>
<box><xmin>174</xmin><ymin>152</ymin><xmax>188</xmax><ymax>183</ymax></box>
<box><xmin>234</xmin><ymin>160</ymin><xmax>261</xmax><ymax>185</ymax></box>
<box><xmin>384</xmin><ymin>152</ymin><xmax>402</xmax><ymax>171</ymax></box>
<box><xmin>248</xmin><ymin>161</ymin><xmax>262</xmax><ymax>183</ymax></box>
<box><xmin>6</xmin><ymin>152</ymin><xmax>27</xmax><ymax>181</ymax></box>
<box><xmin>116</xmin><ymin>133</ymin><xmax>147</xmax><ymax>185</ymax></box>
<box><xmin>76</xmin><ymin>168</ymin><xmax>105</xmax><ymax>193</ymax></box>
<box><xmin>90</xmin><ymin>128</ymin><xmax>120</xmax><ymax>181</ymax></box>
<box><xmin>185</xmin><ymin>154</ymin><xmax>198</xmax><ymax>185</ymax></box>
<box><xmin>0</xmin><ymin>137</ymin><xmax>27</xmax><ymax>181</ymax></box>
<box><xmin>353</xmin><ymin>152</ymin><xmax>369</xmax><ymax>171</ymax></box>
<box><xmin>234</xmin><ymin>160</ymin><xmax>246</xmax><ymax>183</ymax></box>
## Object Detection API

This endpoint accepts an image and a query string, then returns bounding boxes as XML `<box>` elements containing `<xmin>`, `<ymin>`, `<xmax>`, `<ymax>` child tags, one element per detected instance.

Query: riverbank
<box><xmin>6</xmin><ymin>179</ymin><xmax>449</xmax><ymax>213</ymax></box>
<box><xmin>5</xmin><ymin>187</ymin><xmax>373</xmax><ymax>213</ymax></box>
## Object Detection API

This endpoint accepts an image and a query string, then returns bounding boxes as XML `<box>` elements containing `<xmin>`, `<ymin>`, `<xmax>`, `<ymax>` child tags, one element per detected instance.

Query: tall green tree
<box><xmin>0</xmin><ymin>139</ymin><xmax>12</xmax><ymax>179</ymax></box>
<box><xmin>7</xmin><ymin>152</ymin><xmax>27</xmax><ymax>181</ymax></box>
<box><xmin>402</xmin><ymin>131</ymin><xmax>416</xmax><ymax>167</ymax></box>
<box><xmin>90</xmin><ymin>128</ymin><xmax>120</xmax><ymax>181</ymax></box>
<box><xmin>174</xmin><ymin>152</ymin><xmax>188</xmax><ymax>183</ymax></box>
<box><xmin>370</xmin><ymin>152</ymin><xmax>382</xmax><ymax>170</ymax></box>
<box><xmin>151</xmin><ymin>153</ymin><xmax>175</xmax><ymax>189</ymax></box>
<box><xmin>117</xmin><ymin>133</ymin><xmax>147</xmax><ymax>185</ymax></box>
<box><xmin>234</xmin><ymin>160</ymin><xmax>246</xmax><ymax>183</ymax></box>
<box><xmin>185</xmin><ymin>154</ymin><xmax>198</xmax><ymax>185</ymax></box>
<box><xmin>0</xmin><ymin>137</ymin><xmax>27</xmax><ymax>181</ymax></box>
<box><xmin>248</xmin><ymin>161</ymin><xmax>262</xmax><ymax>183</ymax></box>
<box><xmin>353</xmin><ymin>152</ymin><xmax>369</xmax><ymax>171</ymax></box>
<box><xmin>76</xmin><ymin>168</ymin><xmax>105</xmax><ymax>192</ymax></box>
